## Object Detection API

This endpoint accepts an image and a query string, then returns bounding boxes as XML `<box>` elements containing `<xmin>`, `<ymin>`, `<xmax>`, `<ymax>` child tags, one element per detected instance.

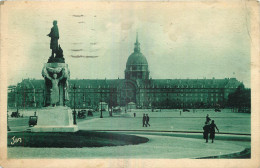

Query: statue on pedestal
<box><xmin>47</xmin><ymin>20</ymin><xmax>65</xmax><ymax>63</ymax></box>
<box><xmin>47</xmin><ymin>20</ymin><xmax>59</xmax><ymax>57</ymax></box>
<box><xmin>31</xmin><ymin>20</ymin><xmax>78</xmax><ymax>133</ymax></box>
<box><xmin>43</xmin><ymin>20</ymin><xmax>69</xmax><ymax>106</ymax></box>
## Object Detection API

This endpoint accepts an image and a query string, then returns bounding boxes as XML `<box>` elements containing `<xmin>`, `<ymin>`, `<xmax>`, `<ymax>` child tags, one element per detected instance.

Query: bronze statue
<box><xmin>47</xmin><ymin>20</ymin><xmax>59</xmax><ymax>57</ymax></box>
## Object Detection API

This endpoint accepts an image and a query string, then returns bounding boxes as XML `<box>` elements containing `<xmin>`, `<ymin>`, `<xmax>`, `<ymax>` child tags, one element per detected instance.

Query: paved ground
<box><xmin>77</xmin><ymin>109</ymin><xmax>250</xmax><ymax>134</ymax></box>
<box><xmin>7</xmin><ymin>108</ymin><xmax>251</xmax><ymax>158</ymax></box>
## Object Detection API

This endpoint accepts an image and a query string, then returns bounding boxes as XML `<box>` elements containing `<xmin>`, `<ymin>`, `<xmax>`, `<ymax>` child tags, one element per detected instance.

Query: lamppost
<box><xmin>15</xmin><ymin>88</ymin><xmax>19</xmax><ymax>112</ymax></box>
<box><xmin>109</xmin><ymin>88</ymin><xmax>113</xmax><ymax>117</ymax></box>
<box><xmin>72</xmin><ymin>84</ymin><xmax>77</xmax><ymax>125</ymax></box>
<box><xmin>167</xmin><ymin>93</ymin><xmax>169</xmax><ymax>109</ymax></box>
<box><xmin>100</xmin><ymin>87</ymin><xmax>103</xmax><ymax>118</ymax></box>
<box><xmin>42</xmin><ymin>89</ymin><xmax>45</xmax><ymax>107</ymax></box>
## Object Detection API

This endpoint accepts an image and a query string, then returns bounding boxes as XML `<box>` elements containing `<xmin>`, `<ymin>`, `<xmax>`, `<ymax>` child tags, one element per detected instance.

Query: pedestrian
<box><xmin>206</xmin><ymin>114</ymin><xmax>211</xmax><ymax>124</ymax></box>
<box><xmin>209</xmin><ymin>120</ymin><xmax>219</xmax><ymax>143</ymax></box>
<box><xmin>134</xmin><ymin>113</ymin><xmax>136</xmax><ymax>117</ymax></box>
<box><xmin>203</xmin><ymin>122</ymin><xmax>210</xmax><ymax>143</ymax></box>
<box><xmin>146</xmin><ymin>114</ymin><xmax>150</xmax><ymax>127</ymax></box>
<box><xmin>180</xmin><ymin>110</ymin><xmax>181</xmax><ymax>116</ymax></box>
<box><xmin>142</xmin><ymin>114</ymin><xmax>146</xmax><ymax>127</ymax></box>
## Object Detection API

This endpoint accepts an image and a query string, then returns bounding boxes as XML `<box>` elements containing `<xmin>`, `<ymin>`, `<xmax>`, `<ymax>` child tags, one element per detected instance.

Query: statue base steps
<box><xmin>31</xmin><ymin>106</ymin><xmax>78</xmax><ymax>132</ymax></box>
<box><xmin>30</xmin><ymin>126</ymin><xmax>78</xmax><ymax>132</ymax></box>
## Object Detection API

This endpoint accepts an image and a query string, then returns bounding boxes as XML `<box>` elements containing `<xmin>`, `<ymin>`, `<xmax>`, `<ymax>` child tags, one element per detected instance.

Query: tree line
<box><xmin>227</xmin><ymin>84</ymin><xmax>251</xmax><ymax>113</ymax></box>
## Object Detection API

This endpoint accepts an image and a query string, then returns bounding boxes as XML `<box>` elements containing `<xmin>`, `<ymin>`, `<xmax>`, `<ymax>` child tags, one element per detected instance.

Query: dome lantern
<box><xmin>134</xmin><ymin>32</ymin><xmax>140</xmax><ymax>53</ymax></box>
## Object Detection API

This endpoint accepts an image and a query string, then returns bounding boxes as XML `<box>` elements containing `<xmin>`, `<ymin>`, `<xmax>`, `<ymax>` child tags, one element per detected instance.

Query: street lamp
<box><xmin>100</xmin><ymin>87</ymin><xmax>103</xmax><ymax>118</ymax></box>
<box><xmin>42</xmin><ymin>89</ymin><xmax>45</xmax><ymax>107</ymax></box>
<box><xmin>109</xmin><ymin>88</ymin><xmax>113</xmax><ymax>117</ymax></box>
<box><xmin>15</xmin><ymin>88</ymin><xmax>19</xmax><ymax>113</ymax></box>
<box><xmin>72</xmin><ymin>84</ymin><xmax>77</xmax><ymax>125</ymax></box>
<box><xmin>167</xmin><ymin>93</ymin><xmax>169</xmax><ymax>109</ymax></box>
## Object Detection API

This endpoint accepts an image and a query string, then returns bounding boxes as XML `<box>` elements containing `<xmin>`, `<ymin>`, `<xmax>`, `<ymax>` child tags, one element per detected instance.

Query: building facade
<box><xmin>8</xmin><ymin>35</ymin><xmax>242</xmax><ymax>109</ymax></box>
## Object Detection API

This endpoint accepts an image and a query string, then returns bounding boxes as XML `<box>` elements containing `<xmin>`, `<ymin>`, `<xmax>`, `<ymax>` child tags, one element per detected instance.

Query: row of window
<box><xmin>153</xmin><ymin>97</ymin><xmax>223</xmax><ymax>102</ymax></box>
<box><xmin>141</xmin><ymin>89</ymin><xmax>223</xmax><ymax>92</ymax></box>
<box><xmin>141</xmin><ymin>93</ymin><xmax>223</xmax><ymax>97</ymax></box>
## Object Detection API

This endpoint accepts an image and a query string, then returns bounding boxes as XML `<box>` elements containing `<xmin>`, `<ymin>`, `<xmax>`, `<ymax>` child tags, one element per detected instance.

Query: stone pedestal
<box><xmin>31</xmin><ymin>106</ymin><xmax>78</xmax><ymax>132</ymax></box>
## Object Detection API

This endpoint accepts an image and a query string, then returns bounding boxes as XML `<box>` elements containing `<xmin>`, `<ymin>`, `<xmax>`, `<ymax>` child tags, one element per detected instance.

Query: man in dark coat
<box><xmin>146</xmin><ymin>114</ymin><xmax>150</xmax><ymax>127</ymax></box>
<box><xmin>203</xmin><ymin>122</ymin><xmax>210</xmax><ymax>143</ymax></box>
<box><xmin>209</xmin><ymin>120</ymin><xmax>219</xmax><ymax>143</ymax></box>
<box><xmin>142</xmin><ymin>113</ymin><xmax>146</xmax><ymax>127</ymax></box>
<box><xmin>47</xmin><ymin>20</ymin><xmax>59</xmax><ymax>57</ymax></box>
<box><xmin>206</xmin><ymin>114</ymin><xmax>211</xmax><ymax>124</ymax></box>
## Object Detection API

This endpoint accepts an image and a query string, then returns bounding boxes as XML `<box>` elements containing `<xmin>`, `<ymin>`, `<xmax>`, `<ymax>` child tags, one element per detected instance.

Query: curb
<box><xmin>87</xmin><ymin>130</ymin><xmax>251</xmax><ymax>136</ymax></box>
<box><xmin>197</xmin><ymin>148</ymin><xmax>251</xmax><ymax>159</ymax></box>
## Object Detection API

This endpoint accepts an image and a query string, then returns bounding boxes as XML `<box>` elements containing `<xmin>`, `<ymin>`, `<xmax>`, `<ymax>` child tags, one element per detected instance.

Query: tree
<box><xmin>227</xmin><ymin>84</ymin><xmax>251</xmax><ymax>113</ymax></box>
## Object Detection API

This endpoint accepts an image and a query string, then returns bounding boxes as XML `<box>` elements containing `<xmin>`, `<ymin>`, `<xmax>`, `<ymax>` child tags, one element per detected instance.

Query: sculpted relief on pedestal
<box><xmin>42</xmin><ymin>66</ymin><xmax>70</xmax><ymax>107</ymax></box>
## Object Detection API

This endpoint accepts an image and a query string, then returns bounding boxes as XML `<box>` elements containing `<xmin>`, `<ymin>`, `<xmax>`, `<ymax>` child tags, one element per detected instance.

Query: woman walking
<box><xmin>209</xmin><ymin>120</ymin><xmax>219</xmax><ymax>143</ymax></box>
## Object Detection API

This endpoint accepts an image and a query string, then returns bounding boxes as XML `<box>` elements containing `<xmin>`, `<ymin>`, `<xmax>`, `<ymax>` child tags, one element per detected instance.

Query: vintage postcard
<box><xmin>0</xmin><ymin>0</ymin><xmax>259</xmax><ymax>168</ymax></box>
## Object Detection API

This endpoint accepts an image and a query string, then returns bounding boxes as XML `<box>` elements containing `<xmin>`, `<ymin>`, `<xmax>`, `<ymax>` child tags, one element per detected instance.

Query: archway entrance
<box><xmin>120</xmin><ymin>81</ymin><xmax>136</xmax><ymax>106</ymax></box>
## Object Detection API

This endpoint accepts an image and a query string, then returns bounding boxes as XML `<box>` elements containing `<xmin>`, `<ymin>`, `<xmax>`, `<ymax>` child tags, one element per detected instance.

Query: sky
<box><xmin>1</xmin><ymin>1</ymin><xmax>251</xmax><ymax>87</ymax></box>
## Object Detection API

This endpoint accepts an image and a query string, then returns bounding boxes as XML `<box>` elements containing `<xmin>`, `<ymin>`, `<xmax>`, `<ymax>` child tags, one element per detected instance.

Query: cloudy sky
<box><xmin>2</xmin><ymin>1</ymin><xmax>252</xmax><ymax>87</ymax></box>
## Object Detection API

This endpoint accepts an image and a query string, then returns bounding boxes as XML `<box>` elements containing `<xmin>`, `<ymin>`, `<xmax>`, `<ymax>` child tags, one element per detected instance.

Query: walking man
<box><xmin>203</xmin><ymin>122</ymin><xmax>210</xmax><ymax>143</ymax></box>
<box><xmin>209</xmin><ymin>120</ymin><xmax>219</xmax><ymax>143</ymax></box>
<box><xmin>146</xmin><ymin>114</ymin><xmax>150</xmax><ymax>127</ymax></box>
<box><xmin>206</xmin><ymin>114</ymin><xmax>211</xmax><ymax>124</ymax></box>
<box><xmin>142</xmin><ymin>114</ymin><xmax>146</xmax><ymax>127</ymax></box>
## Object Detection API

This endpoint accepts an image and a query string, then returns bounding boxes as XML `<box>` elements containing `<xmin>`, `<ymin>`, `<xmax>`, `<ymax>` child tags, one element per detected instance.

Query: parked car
<box><xmin>215</xmin><ymin>109</ymin><xmax>221</xmax><ymax>112</ymax></box>
<box><xmin>77</xmin><ymin>110</ymin><xmax>87</xmax><ymax>119</ymax></box>
<box><xmin>183</xmin><ymin>109</ymin><xmax>190</xmax><ymax>112</ymax></box>
<box><xmin>11</xmin><ymin>111</ymin><xmax>20</xmax><ymax>118</ymax></box>
<box><xmin>87</xmin><ymin>109</ymin><xmax>93</xmax><ymax>117</ymax></box>
<box><xmin>113</xmin><ymin>106</ymin><xmax>122</xmax><ymax>112</ymax></box>
<box><xmin>28</xmin><ymin>116</ymin><xmax>38</xmax><ymax>127</ymax></box>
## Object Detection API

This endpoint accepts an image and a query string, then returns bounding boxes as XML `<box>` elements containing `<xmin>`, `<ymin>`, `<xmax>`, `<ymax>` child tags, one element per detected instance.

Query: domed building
<box><xmin>125</xmin><ymin>33</ymin><xmax>149</xmax><ymax>81</ymax></box>
<box><xmin>9</xmin><ymin>34</ymin><xmax>242</xmax><ymax>110</ymax></box>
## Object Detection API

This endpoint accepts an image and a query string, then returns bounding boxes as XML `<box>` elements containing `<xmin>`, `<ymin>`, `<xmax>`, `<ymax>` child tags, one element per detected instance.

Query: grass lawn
<box><xmin>8</xmin><ymin>131</ymin><xmax>149</xmax><ymax>148</ymax></box>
